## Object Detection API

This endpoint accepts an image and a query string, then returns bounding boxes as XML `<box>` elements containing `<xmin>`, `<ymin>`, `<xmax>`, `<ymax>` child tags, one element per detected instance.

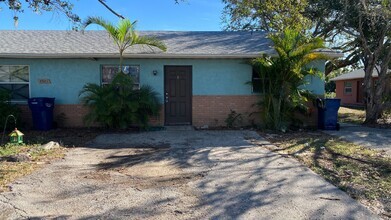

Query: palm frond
<box><xmin>131</xmin><ymin>35</ymin><xmax>167</xmax><ymax>52</ymax></box>
<box><xmin>82</xmin><ymin>16</ymin><xmax>118</xmax><ymax>37</ymax></box>
<box><xmin>252</xmin><ymin>28</ymin><xmax>325</xmax><ymax>130</ymax></box>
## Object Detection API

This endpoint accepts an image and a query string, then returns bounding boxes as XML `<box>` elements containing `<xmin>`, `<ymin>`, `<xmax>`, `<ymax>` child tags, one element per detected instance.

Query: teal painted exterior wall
<box><xmin>0</xmin><ymin>59</ymin><xmax>101</xmax><ymax>104</ymax></box>
<box><xmin>303</xmin><ymin>60</ymin><xmax>326</xmax><ymax>95</ymax></box>
<box><xmin>0</xmin><ymin>58</ymin><xmax>325</xmax><ymax>104</ymax></box>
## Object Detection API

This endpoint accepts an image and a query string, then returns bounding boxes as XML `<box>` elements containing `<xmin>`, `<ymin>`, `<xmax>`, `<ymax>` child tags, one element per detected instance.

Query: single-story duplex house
<box><xmin>0</xmin><ymin>30</ymin><xmax>341</xmax><ymax>128</ymax></box>
<box><xmin>331</xmin><ymin>68</ymin><xmax>391</xmax><ymax>106</ymax></box>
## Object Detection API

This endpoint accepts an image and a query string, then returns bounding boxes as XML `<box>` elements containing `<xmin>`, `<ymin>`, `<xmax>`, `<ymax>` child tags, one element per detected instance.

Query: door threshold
<box><xmin>164</xmin><ymin>125</ymin><xmax>194</xmax><ymax>131</ymax></box>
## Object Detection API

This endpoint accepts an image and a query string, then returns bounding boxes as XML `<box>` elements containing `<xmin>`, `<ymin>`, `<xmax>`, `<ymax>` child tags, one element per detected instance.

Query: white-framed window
<box><xmin>0</xmin><ymin>65</ymin><xmax>30</xmax><ymax>103</ymax></box>
<box><xmin>344</xmin><ymin>81</ymin><xmax>352</xmax><ymax>94</ymax></box>
<box><xmin>101</xmin><ymin>65</ymin><xmax>140</xmax><ymax>89</ymax></box>
<box><xmin>252</xmin><ymin>67</ymin><xmax>269</xmax><ymax>93</ymax></box>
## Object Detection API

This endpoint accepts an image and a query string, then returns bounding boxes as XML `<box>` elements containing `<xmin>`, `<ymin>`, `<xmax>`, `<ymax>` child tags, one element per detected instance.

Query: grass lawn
<box><xmin>338</xmin><ymin>106</ymin><xmax>366</xmax><ymax>124</ymax></box>
<box><xmin>0</xmin><ymin>143</ymin><xmax>66</xmax><ymax>192</ymax></box>
<box><xmin>261</xmin><ymin>130</ymin><xmax>391</xmax><ymax>218</ymax></box>
<box><xmin>338</xmin><ymin>106</ymin><xmax>391</xmax><ymax>128</ymax></box>
<box><xmin>0</xmin><ymin>128</ymin><xmax>104</xmax><ymax>192</ymax></box>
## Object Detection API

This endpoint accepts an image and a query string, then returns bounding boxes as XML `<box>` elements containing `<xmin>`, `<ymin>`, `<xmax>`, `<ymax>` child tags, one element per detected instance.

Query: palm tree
<box><xmin>253</xmin><ymin>29</ymin><xmax>327</xmax><ymax>130</ymax></box>
<box><xmin>82</xmin><ymin>16</ymin><xmax>167</xmax><ymax>70</ymax></box>
<box><xmin>79</xmin><ymin>17</ymin><xmax>165</xmax><ymax>129</ymax></box>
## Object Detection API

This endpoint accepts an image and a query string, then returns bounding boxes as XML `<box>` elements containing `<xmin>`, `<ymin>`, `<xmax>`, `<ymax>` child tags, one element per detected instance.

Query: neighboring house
<box><xmin>0</xmin><ymin>30</ymin><xmax>341</xmax><ymax>128</ymax></box>
<box><xmin>331</xmin><ymin>68</ymin><xmax>391</xmax><ymax>106</ymax></box>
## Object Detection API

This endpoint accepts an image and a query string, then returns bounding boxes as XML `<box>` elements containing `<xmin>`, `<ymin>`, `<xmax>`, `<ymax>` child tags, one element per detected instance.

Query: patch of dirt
<box><xmin>22</xmin><ymin>128</ymin><xmax>140</xmax><ymax>147</ymax></box>
<box><xmin>83</xmin><ymin>163</ymin><xmax>206</xmax><ymax>190</ymax></box>
<box><xmin>86</xmin><ymin>143</ymin><xmax>207</xmax><ymax>190</ymax></box>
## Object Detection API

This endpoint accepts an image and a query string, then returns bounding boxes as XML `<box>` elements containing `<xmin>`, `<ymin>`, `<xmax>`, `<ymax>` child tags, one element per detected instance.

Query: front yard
<box><xmin>0</xmin><ymin>130</ymin><xmax>377</xmax><ymax>219</ymax></box>
<box><xmin>339</xmin><ymin>106</ymin><xmax>391</xmax><ymax>128</ymax></box>
<box><xmin>338</xmin><ymin>106</ymin><xmax>366</xmax><ymax>124</ymax></box>
<box><xmin>0</xmin><ymin>127</ymin><xmax>389</xmax><ymax>218</ymax></box>
<box><xmin>262</xmin><ymin>130</ymin><xmax>391</xmax><ymax>219</ymax></box>
<box><xmin>0</xmin><ymin>144</ymin><xmax>66</xmax><ymax>192</ymax></box>
<box><xmin>0</xmin><ymin>128</ymin><xmax>104</xmax><ymax>192</ymax></box>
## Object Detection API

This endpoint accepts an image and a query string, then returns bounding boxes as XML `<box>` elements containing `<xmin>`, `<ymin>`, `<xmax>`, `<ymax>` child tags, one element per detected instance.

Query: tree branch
<box><xmin>357</xmin><ymin>9</ymin><xmax>372</xmax><ymax>55</ymax></box>
<box><xmin>381</xmin><ymin>44</ymin><xmax>391</xmax><ymax>72</ymax></box>
<box><xmin>98</xmin><ymin>0</ymin><xmax>125</xmax><ymax>19</ymax></box>
<box><xmin>325</xmin><ymin>53</ymin><xmax>361</xmax><ymax>75</ymax></box>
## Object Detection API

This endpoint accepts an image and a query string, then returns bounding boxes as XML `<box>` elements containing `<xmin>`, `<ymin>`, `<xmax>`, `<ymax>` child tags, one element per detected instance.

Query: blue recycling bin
<box><xmin>317</xmin><ymin>98</ymin><xmax>341</xmax><ymax>130</ymax></box>
<box><xmin>28</xmin><ymin>97</ymin><xmax>55</xmax><ymax>131</ymax></box>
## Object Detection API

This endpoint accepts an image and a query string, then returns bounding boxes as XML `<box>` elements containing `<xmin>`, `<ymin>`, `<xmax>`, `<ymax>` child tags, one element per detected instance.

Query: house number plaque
<box><xmin>38</xmin><ymin>79</ymin><xmax>51</xmax><ymax>84</ymax></box>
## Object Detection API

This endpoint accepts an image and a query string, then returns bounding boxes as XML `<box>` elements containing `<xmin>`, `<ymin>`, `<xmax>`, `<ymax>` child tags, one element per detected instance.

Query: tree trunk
<box><xmin>119</xmin><ymin>50</ymin><xmax>124</xmax><ymax>73</ymax></box>
<box><xmin>363</xmin><ymin>59</ymin><xmax>378</xmax><ymax>124</ymax></box>
<box><xmin>363</xmin><ymin>63</ymin><xmax>388</xmax><ymax>124</ymax></box>
<box><xmin>365</xmin><ymin>95</ymin><xmax>382</xmax><ymax>124</ymax></box>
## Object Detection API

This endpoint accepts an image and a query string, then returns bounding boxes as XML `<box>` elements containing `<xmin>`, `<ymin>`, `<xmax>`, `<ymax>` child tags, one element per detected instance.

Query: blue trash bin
<box><xmin>317</xmin><ymin>98</ymin><xmax>341</xmax><ymax>130</ymax></box>
<box><xmin>28</xmin><ymin>97</ymin><xmax>55</xmax><ymax>131</ymax></box>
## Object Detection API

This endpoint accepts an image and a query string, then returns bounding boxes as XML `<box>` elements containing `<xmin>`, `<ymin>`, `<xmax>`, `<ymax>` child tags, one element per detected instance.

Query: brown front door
<box><xmin>164</xmin><ymin>66</ymin><xmax>192</xmax><ymax>125</ymax></box>
<box><xmin>357</xmin><ymin>80</ymin><xmax>364</xmax><ymax>103</ymax></box>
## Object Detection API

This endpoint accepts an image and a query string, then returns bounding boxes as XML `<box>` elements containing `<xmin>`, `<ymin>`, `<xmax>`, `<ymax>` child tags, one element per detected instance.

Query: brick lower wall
<box><xmin>19</xmin><ymin>104</ymin><xmax>165</xmax><ymax>128</ymax></box>
<box><xmin>192</xmin><ymin>95</ymin><xmax>318</xmax><ymax>128</ymax></box>
<box><xmin>18</xmin><ymin>95</ymin><xmax>318</xmax><ymax>128</ymax></box>
<box><xmin>19</xmin><ymin>104</ymin><xmax>90</xmax><ymax>128</ymax></box>
<box><xmin>149</xmin><ymin>106</ymin><xmax>165</xmax><ymax>126</ymax></box>
<box><xmin>192</xmin><ymin>95</ymin><xmax>259</xmax><ymax>127</ymax></box>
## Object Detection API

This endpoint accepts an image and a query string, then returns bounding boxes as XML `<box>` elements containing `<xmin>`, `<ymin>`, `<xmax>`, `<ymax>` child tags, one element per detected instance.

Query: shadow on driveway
<box><xmin>1</xmin><ymin>130</ymin><xmax>378</xmax><ymax>219</ymax></box>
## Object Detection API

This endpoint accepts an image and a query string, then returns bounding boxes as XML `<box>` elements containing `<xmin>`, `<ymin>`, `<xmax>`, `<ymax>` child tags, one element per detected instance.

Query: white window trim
<box><xmin>0</xmin><ymin>65</ymin><xmax>30</xmax><ymax>104</ymax></box>
<box><xmin>344</xmin><ymin>81</ymin><xmax>352</xmax><ymax>95</ymax></box>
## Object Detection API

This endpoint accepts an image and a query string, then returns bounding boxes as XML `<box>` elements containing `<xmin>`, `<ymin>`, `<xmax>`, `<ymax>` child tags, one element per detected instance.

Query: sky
<box><xmin>0</xmin><ymin>0</ymin><xmax>225</xmax><ymax>31</ymax></box>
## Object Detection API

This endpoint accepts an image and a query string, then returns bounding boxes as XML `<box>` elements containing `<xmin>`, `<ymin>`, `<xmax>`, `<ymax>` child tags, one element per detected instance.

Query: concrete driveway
<box><xmin>0</xmin><ymin>130</ymin><xmax>377</xmax><ymax>219</ymax></box>
<box><xmin>324</xmin><ymin>123</ymin><xmax>391</xmax><ymax>156</ymax></box>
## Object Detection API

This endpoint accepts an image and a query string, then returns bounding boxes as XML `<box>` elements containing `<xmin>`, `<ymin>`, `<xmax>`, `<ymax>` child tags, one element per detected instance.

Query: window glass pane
<box><xmin>10</xmin><ymin>66</ymin><xmax>29</xmax><ymax>82</ymax></box>
<box><xmin>0</xmin><ymin>65</ymin><xmax>29</xmax><ymax>102</ymax></box>
<box><xmin>0</xmin><ymin>66</ymin><xmax>10</xmax><ymax>82</ymax></box>
<box><xmin>128</xmin><ymin>66</ymin><xmax>140</xmax><ymax>84</ymax></box>
<box><xmin>252</xmin><ymin>67</ymin><xmax>268</xmax><ymax>93</ymax></box>
<box><xmin>102</xmin><ymin>66</ymin><xmax>119</xmax><ymax>84</ymax></box>
<box><xmin>344</xmin><ymin>82</ymin><xmax>352</xmax><ymax>87</ymax></box>
<box><xmin>0</xmin><ymin>84</ymin><xmax>29</xmax><ymax>101</ymax></box>
<box><xmin>102</xmin><ymin>65</ymin><xmax>140</xmax><ymax>86</ymax></box>
<box><xmin>252</xmin><ymin>68</ymin><xmax>260</xmax><ymax>93</ymax></box>
<box><xmin>344</xmin><ymin>81</ymin><xmax>352</xmax><ymax>94</ymax></box>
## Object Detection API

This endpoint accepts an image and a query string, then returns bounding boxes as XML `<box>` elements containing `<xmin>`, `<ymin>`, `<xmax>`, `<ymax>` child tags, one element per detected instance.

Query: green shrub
<box><xmin>0</xmin><ymin>90</ymin><xmax>20</xmax><ymax>130</ymax></box>
<box><xmin>325</xmin><ymin>92</ymin><xmax>336</xmax><ymax>98</ymax></box>
<box><xmin>252</xmin><ymin>29</ymin><xmax>325</xmax><ymax>131</ymax></box>
<box><xmin>225</xmin><ymin>109</ymin><xmax>243</xmax><ymax>128</ymax></box>
<box><xmin>79</xmin><ymin>73</ymin><xmax>160</xmax><ymax>129</ymax></box>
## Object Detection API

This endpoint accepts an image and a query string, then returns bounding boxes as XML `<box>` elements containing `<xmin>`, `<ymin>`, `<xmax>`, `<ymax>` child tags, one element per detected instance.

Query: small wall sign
<box><xmin>38</xmin><ymin>79</ymin><xmax>51</xmax><ymax>84</ymax></box>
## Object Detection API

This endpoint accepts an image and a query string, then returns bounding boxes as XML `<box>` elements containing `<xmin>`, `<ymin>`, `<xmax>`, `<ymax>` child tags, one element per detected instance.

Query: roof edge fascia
<box><xmin>0</xmin><ymin>53</ymin><xmax>267</xmax><ymax>59</ymax></box>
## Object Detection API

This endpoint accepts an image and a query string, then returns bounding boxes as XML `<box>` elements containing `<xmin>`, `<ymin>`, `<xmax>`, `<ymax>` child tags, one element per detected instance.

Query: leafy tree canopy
<box><xmin>223</xmin><ymin>0</ymin><xmax>391</xmax><ymax>124</ymax></box>
<box><xmin>222</xmin><ymin>0</ymin><xmax>390</xmax><ymax>74</ymax></box>
<box><xmin>222</xmin><ymin>0</ymin><xmax>310</xmax><ymax>32</ymax></box>
<box><xmin>0</xmin><ymin>0</ymin><xmax>80</xmax><ymax>24</ymax></box>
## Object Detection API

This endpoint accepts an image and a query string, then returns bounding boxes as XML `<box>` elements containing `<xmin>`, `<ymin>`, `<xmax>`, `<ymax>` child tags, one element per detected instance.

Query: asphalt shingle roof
<box><xmin>330</xmin><ymin>68</ymin><xmax>390</xmax><ymax>81</ymax></box>
<box><xmin>0</xmin><ymin>30</ymin><xmax>275</xmax><ymax>58</ymax></box>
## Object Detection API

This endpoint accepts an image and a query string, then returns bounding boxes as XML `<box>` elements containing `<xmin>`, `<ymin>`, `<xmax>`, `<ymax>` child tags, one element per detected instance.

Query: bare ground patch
<box><xmin>83</xmin><ymin>145</ymin><xmax>206</xmax><ymax>190</ymax></box>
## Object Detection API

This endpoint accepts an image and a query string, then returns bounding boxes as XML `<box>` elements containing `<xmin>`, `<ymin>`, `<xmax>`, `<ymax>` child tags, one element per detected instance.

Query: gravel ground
<box><xmin>0</xmin><ymin>130</ymin><xmax>379</xmax><ymax>219</ymax></box>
